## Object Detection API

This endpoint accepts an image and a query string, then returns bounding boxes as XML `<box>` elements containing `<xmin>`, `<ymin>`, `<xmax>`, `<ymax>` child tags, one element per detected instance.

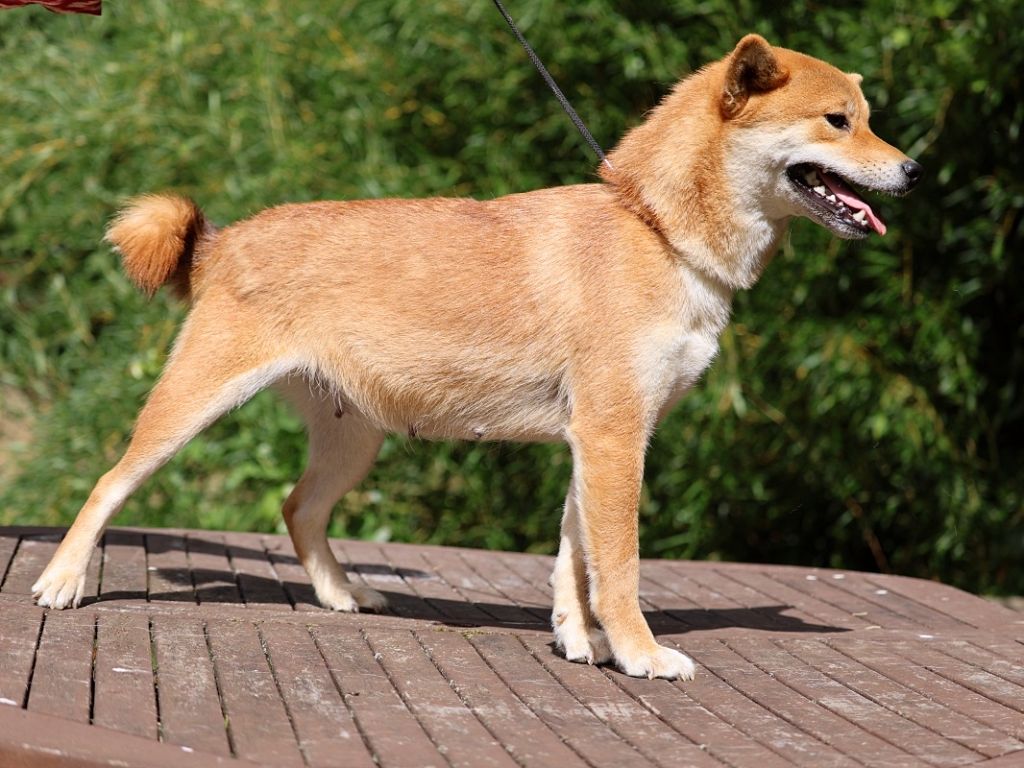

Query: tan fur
<box><xmin>34</xmin><ymin>36</ymin><xmax>919</xmax><ymax>681</ymax></box>
<box><xmin>107</xmin><ymin>194</ymin><xmax>210</xmax><ymax>299</ymax></box>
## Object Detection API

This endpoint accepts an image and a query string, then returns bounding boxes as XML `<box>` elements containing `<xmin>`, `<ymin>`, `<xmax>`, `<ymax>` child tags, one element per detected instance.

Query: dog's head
<box><xmin>720</xmin><ymin>34</ymin><xmax>921</xmax><ymax>239</ymax></box>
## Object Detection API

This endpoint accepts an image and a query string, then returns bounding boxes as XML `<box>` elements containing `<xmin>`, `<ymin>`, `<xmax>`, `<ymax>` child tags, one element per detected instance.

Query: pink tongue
<box><xmin>820</xmin><ymin>171</ymin><xmax>886</xmax><ymax>236</ymax></box>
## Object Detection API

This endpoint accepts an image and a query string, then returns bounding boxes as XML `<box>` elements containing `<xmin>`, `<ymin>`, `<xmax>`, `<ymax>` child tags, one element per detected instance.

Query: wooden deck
<box><xmin>0</xmin><ymin>527</ymin><xmax>1022</xmax><ymax>768</ymax></box>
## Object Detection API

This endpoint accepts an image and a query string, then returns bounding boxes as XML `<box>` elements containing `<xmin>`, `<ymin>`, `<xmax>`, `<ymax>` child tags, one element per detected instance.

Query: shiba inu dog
<box><xmin>33</xmin><ymin>35</ymin><xmax>920</xmax><ymax>680</ymax></box>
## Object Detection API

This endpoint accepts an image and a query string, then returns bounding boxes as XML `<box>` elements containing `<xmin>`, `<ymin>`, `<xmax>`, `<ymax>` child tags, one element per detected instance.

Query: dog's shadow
<box><xmin>89</xmin><ymin>534</ymin><xmax>847</xmax><ymax>636</ymax></box>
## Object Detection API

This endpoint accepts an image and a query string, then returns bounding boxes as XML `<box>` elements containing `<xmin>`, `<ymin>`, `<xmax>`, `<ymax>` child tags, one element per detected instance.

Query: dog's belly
<box><xmin>308</xmin><ymin>361</ymin><xmax>570</xmax><ymax>444</ymax></box>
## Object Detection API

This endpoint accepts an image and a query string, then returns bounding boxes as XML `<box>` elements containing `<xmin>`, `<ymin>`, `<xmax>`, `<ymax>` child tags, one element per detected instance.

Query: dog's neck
<box><xmin>601</xmin><ymin>67</ymin><xmax>789</xmax><ymax>291</ymax></box>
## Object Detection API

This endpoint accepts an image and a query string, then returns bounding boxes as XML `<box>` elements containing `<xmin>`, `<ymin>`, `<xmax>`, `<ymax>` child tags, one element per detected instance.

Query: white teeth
<box><xmin>853</xmin><ymin>211</ymin><xmax>867</xmax><ymax>223</ymax></box>
<box><xmin>826</xmin><ymin>194</ymin><xmax>837</xmax><ymax>203</ymax></box>
<box><xmin>813</xmin><ymin>185</ymin><xmax>827</xmax><ymax>196</ymax></box>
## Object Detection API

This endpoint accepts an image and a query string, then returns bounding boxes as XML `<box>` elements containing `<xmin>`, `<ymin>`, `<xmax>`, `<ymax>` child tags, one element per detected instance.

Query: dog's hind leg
<box><xmin>278</xmin><ymin>380</ymin><xmax>386</xmax><ymax>612</ymax></box>
<box><xmin>33</xmin><ymin>312</ymin><xmax>291</xmax><ymax>609</ymax></box>
<box><xmin>551</xmin><ymin>475</ymin><xmax>612</xmax><ymax>664</ymax></box>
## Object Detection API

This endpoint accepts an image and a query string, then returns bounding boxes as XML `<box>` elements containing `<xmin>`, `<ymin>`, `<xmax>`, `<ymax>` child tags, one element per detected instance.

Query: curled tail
<box><xmin>105</xmin><ymin>194</ymin><xmax>213</xmax><ymax>301</ymax></box>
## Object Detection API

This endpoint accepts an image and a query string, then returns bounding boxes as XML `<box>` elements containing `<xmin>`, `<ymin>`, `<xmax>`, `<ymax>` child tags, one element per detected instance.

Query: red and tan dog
<box><xmin>34</xmin><ymin>36</ymin><xmax>919</xmax><ymax>680</ymax></box>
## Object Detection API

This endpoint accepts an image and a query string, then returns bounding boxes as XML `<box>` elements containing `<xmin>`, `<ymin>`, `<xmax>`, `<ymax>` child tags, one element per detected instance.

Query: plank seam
<box><xmin>767</xmin><ymin>573</ymin><xmax>888</xmax><ymax>629</ymax></box>
<box><xmin>95</xmin><ymin>533</ymin><xmax>107</xmax><ymax>602</ymax></box>
<box><xmin>143</xmin><ymin>533</ymin><xmax>152</xmax><ymax>603</ymax></box>
<box><xmin>949</xmin><ymin>639</ymin><xmax>1024</xmax><ymax>689</ymax></box>
<box><xmin>360</xmin><ymin>628</ymin><xmax>455</xmax><ymax>768</ymax></box>
<box><xmin>21</xmin><ymin>610</ymin><xmax>46</xmax><ymax>709</ymax></box>
<box><xmin>88</xmin><ymin>613</ymin><xmax>98</xmax><ymax>725</ymax></box>
<box><xmin>260</xmin><ymin>535</ymin><xmax>298</xmax><ymax>610</ymax></box>
<box><xmin>148</xmin><ymin>617</ymin><xmax>165</xmax><ymax>742</ymax></box>
<box><xmin>257</xmin><ymin>624</ymin><xmax>310</xmax><ymax>766</ymax></box>
<box><xmin>202</xmin><ymin>620</ymin><xmax>237</xmax><ymax>758</ymax></box>
<box><xmin>838</xmin><ymin>575</ymin><xmax>977</xmax><ymax>631</ymax></box>
<box><xmin>307</xmin><ymin>624</ymin><xmax>378</xmax><ymax>764</ymax></box>
<box><xmin>640</xmin><ymin>568</ymin><xmax>723</xmax><ymax>630</ymax></box>
<box><xmin>0</xmin><ymin>535</ymin><xmax>22</xmax><ymax>592</ymax></box>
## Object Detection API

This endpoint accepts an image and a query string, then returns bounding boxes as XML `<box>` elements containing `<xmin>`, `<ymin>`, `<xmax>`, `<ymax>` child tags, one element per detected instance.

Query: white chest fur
<box><xmin>634</xmin><ymin>266</ymin><xmax>734</xmax><ymax>424</ymax></box>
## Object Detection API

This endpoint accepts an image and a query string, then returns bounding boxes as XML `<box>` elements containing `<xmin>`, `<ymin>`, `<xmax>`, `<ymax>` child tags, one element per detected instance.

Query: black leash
<box><xmin>491</xmin><ymin>0</ymin><xmax>612</xmax><ymax>170</ymax></box>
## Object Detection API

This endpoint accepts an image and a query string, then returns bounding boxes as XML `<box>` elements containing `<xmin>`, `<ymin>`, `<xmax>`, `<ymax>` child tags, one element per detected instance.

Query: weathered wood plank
<box><xmin>311</xmin><ymin>624</ymin><xmax>447</xmax><ymax>768</ymax></box>
<box><xmin>259</xmin><ymin>621</ymin><xmax>376</xmax><ymax>768</ymax></box>
<box><xmin>379</xmin><ymin>544</ymin><xmax>492</xmax><ymax>626</ymax></box>
<box><xmin>366</xmin><ymin>627</ymin><xmax>519</xmax><ymax>768</ymax></box>
<box><xmin>146</xmin><ymin>532</ymin><xmax>195</xmax><ymax>604</ymax></box>
<box><xmin>772</xmin><ymin>571</ymin><xmax>920</xmax><ymax>630</ymax></box>
<box><xmin>417</xmin><ymin>628</ymin><xmax>590</xmax><ymax>768</ymax></box>
<box><xmin>26</xmin><ymin>609</ymin><xmax>94</xmax><ymax>723</ymax></box>
<box><xmin>420</xmin><ymin>548</ymin><xmax>542</xmax><ymax>627</ymax></box>
<box><xmin>519</xmin><ymin>633</ymin><xmax>725</xmax><ymax>768</ymax></box>
<box><xmin>834</xmin><ymin>636</ymin><xmax>1024</xmax><ymax>741</ymax></box>
<box><xmin>0</xmin><ymin>533</ymin><xmax>20</xmax><ymax>591</ymax></box>
<box><xmin>333</xmin><ymin>540</ymin><xmax>434</xmax><ymax>620</ymax></box>
<box><xmin>470</xmin><ymin>631</ymin><xmax>652</xmax><ymax>768</ymax></box>
<box><xmin>732</xmin><ymin>637</ymin><xmax>979</xmax><ymax>767</ymax></box>
<box><xmin>186</xmin><ymin>533</ymin><xmax>242</xmax><ymax>606</ymax></box>
<box><xmin>786</xmin><ymin>637</ymin><xmax>1020</xmax><ymax>759</ymax></box>
<box><xmin>0</xmin><ymin>605</ymin><xmax>44</xmax><ymax>708</ymax></box>
<box><xmin>263</xmin><ymin>535</ymin><xmax>319</xmax><ymax>610</ymax></box>
<box><xmin>224</xmin><ymin>533</ymin><xmax>291</xmax><ymax>608</ymax></box>
<box><xmin>723</xmin><ymin>567</ymin><xmax>869</xmax><ymax>631</ymax></box>
<box><xmin>2</xmin><ymin>534</ymin><xmax>59</xmax><ymax>596</ymax></box>
<box><xmin>698</xmin><ymin>639</ymin><xmax>910</xmax><ymax>766</ymax></box>
<box><xmin>151</xmin><ymin>616</ymin><xmax>232</xmax><ymax>756</ymax></box>
<box><xmin>680</xmin><ymin>639</ymin><xmax>861</xmax><ymax>767</ymax></box>
<box><xmin>607</xmin><ymin>655</ymin><xmax>794</xmax><ymax>768</ymax></box>
<box><xmin>100</xmin><ymin>530</ymin><xmax>148</xmax><ymax>600</ymax></box>
<box><xmin>205</xmin><ymin>618</ymin><xmax>304</xmax><ymax>766</ymax></box>
<box><xmin>92</xmin><ymin>612</ymin><xmax>157</xmax><ymax>739</ymax></box>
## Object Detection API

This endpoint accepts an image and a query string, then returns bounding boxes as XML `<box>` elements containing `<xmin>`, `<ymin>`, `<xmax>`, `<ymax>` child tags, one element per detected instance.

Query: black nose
<box><xmin>901</xmin><ymin>159</ymin><xmax>923</xmax><ymax>188</ymax></box>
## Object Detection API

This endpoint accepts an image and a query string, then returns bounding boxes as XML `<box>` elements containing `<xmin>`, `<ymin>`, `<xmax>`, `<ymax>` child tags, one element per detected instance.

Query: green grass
<box><xmin>1</xmin><ymin>0</ymin><xmax>1021</xmax><ymax>593</ymax></box>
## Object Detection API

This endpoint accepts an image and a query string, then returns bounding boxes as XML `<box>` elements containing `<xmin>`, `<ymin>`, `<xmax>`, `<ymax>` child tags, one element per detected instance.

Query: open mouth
<box><xmin>786</xmin><ymin>163</ymin><xmax>886</xmax><ymax>238</ymax></box>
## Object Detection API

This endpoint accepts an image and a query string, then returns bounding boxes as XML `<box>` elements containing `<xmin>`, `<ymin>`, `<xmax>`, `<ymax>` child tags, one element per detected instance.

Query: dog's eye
<box><xmin>825</xmin><ymin>113</ymin><xmax>850</xmax><ymax>130</ymax></box>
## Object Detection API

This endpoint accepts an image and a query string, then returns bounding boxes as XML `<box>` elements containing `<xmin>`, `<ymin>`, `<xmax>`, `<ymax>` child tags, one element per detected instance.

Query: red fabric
<box><xmin>0</xmin><ymin>0</ymin><xmax>101</xmax><ymax>14</ymax></box>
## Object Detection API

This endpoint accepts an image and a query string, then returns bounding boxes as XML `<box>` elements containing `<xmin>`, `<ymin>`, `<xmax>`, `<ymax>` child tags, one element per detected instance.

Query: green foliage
<box><xmin>1</xmin><ymin>1</ymin><xmax>1020</xmax><ymax>593</ymax></box>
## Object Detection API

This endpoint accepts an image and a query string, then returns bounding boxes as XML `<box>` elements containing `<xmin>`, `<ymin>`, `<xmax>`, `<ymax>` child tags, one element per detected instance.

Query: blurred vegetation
<box><xmin>1</xmin><ymin>1</ymin><xmax>1020</xmax><ymax>594</ymax></box>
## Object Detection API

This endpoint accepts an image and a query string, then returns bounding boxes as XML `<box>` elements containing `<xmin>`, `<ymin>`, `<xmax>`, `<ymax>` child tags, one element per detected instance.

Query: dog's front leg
<box><xmin>567</xmin><ymin>413</ymin><xmax>695</xmax><ymax>680</ymax></box>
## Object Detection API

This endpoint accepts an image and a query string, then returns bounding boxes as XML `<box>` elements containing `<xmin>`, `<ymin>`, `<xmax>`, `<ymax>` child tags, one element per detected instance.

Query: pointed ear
<box><xmin>721</xmin><ymin>34</ymin><xmax>789</xmax><ymax>118</ymax></box>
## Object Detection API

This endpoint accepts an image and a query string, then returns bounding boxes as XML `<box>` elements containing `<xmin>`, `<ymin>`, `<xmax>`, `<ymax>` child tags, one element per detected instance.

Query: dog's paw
<box><xmin>316</xmin><ymin>582</ymin><xmax>387</xmax><ymax>613</ymax></box>
<box><xmin>561</xmin><ymin>626</ymin><xmax>613</xmax><ymax>665</ymax></box>
<box><xmin>32</xmin><ymin>569</ymin><xmax>86</xmax><ymax>610</ymax></box>
<box><xmin>553</xmin><ymin>610</ymin><xmax>612</xmax><ymax>665</ymax></box>
<box><xmin>616</xmin><ymin>643</ymin><xmax>696</xmax><ymax>681</ymax></box>
<box><xmin>351</xmin><ymin>585</ymin><xmax>387</xmax><ymax>612</ymax></box>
